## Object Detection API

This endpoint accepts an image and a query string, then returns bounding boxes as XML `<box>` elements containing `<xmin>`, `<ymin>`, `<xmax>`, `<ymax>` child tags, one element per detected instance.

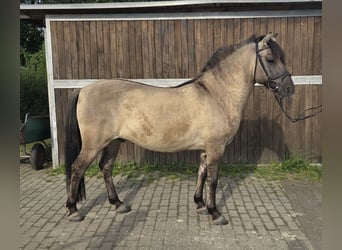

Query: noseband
<box><xmin>253</xmin><ymin>40</ymin><xmax>322</xmax><ymax>122</ymax></box>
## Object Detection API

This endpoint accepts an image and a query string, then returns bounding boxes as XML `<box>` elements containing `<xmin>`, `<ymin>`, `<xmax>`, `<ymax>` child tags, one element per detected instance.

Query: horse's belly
<box><xmin>134</xmin><ymin>139</ymin><xmax>203</xmax><ymax>153</ymax></box>
<box><xmin>118</xmin><ymin>108</ymin><xmax>204</xmax><ymax>152</ymax></box>
<box><xmin>120</xmin><ymin>127</ymin><xmax>203</xmax><ymax>153</ymax></box>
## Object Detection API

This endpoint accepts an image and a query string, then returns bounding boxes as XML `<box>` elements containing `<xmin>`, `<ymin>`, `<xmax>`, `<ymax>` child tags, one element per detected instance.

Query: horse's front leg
<box><xmin>194</xmin><ymin>152</ymin><xmax>208</xmax><ymax>214</ymax></box>
<box><xmin>205</xmin><ymin>147</ymin><xmax>229</xmax><ymax>225</ymax></box>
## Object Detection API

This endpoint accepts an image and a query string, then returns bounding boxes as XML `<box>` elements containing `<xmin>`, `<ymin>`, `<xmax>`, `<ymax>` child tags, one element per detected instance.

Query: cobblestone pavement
<box><xmin>20</xmin><ymin>163</ymin><xmax>321</xmax><ymax>249</ymax></box>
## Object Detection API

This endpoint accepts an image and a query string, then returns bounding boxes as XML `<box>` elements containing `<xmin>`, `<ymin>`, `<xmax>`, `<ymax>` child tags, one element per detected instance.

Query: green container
<box><xmin>20</xmin><ymin>113</ymin><xmax>50</xmax><ymax>145</ymax></box>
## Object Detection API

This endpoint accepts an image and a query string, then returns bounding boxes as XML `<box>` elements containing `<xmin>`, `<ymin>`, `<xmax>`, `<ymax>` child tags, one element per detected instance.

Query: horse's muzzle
<box><xmin>277</xmin><ymin>77</ymin><xmax>295</xmax><ymax>99</ymax></box>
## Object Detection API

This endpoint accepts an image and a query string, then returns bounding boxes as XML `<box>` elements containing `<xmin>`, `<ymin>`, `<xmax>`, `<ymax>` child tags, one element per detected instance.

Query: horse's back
<box><xmin>79</xmin><ymin>78</ymin><xmax>204</xmax><ymax>108</ymax></box>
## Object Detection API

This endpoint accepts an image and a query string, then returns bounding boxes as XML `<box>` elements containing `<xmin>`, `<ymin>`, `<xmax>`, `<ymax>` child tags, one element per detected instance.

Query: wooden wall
<box><xmin>51</xmin><ymin>16</ymin><xmax>322</xmax><ymax>165</ymax></box>
<box><xmin>50</xmin><ymin>17</ymin><xmax>321</xmax><ymax>79</ymax></box>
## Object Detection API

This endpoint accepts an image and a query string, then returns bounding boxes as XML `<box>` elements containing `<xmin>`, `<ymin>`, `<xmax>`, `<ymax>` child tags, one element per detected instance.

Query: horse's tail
<box><xmin>65</xmin><ymin>89</ymin><xmax>86</xmax><ymax>202</ymax></box>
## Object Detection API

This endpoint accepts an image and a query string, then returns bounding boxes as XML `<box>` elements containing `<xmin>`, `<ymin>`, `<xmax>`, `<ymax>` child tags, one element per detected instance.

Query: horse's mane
<box><xmin>201</xmin><ymin>35</ymin><xmax>257</xmax><ymax>72</ymax></box>
<box><xmin>202</xmin><ymin>34</ymin><xmax>285</xmax><ymax>73</ymax></box>
<box><xmin>177</xmin><ymin>34</ymin><xmax>285</xmax><ymax>88</ymax></box>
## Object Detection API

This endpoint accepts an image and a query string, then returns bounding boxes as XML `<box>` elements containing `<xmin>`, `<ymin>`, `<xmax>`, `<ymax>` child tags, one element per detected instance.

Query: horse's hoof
<box><xmin>196</xmin><ymin>207</ymin><xmax>209</xmax><ymax>215</ymax></box>
<box><xmin>116</xmin><ymin>203</ymin><xmax>131</xmax><ymax>213</ymax></box>
<box><xmin>67</xmin><ymin>211</ymin><xmax>84</xmax><ymax>222</ymax></box>
<box><xmin>212</xmin><ymin>215</ymin><xmax>229</xmax><ymax>225</ymax></box>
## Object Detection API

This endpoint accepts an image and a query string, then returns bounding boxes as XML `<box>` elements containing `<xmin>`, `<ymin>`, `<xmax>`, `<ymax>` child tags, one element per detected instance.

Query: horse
<box><xmin>64</xmin><ymin>33</ymin><xmax>294</xmax><ymax>225</ymax></box>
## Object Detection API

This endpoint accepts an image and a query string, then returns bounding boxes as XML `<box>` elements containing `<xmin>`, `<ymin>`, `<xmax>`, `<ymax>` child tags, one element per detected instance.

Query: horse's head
<box><xmin>253</xmin><ymin>33</ymin><xmax>294</xmax><ymax>99</ymax></box>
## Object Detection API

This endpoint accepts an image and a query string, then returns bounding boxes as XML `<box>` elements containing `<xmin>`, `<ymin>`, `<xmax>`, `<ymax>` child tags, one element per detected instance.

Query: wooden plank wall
<box><xmin>52</xmin><ymin>16</ymin><xmax>322</xmax><ymax>165</ymax></box>
<box><xmin>50</xmin><ymin>17</ymin><xmax>321</xmax><ymax>79</ymax></box>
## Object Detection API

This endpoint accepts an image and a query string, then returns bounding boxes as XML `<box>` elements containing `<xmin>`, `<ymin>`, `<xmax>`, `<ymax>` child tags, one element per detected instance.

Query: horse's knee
<box><xmin>207</xmin><ymin>176</ymin><xmax>218</xmax><ymax>188</ymax></box>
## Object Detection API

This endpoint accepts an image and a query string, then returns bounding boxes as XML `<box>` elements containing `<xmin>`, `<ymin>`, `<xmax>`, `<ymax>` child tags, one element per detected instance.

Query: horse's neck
<box><xmin>199</xmin><ymin>44</ymin><xmax>256</xmax><ymax>114</ymax></box>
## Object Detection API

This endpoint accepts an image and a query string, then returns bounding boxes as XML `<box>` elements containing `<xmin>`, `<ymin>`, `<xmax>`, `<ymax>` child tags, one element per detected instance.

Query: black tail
<box><xmin>65</xmin><ymin>89</ymin><xmax>86</xmax><ymax>202</ymax></box>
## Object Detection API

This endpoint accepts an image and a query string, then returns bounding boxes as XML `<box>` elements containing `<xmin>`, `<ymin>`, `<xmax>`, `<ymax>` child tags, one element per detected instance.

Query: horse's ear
<box><xmin>262</xmin><ymin>32</ymin><xmax>273</xmax><ymax>45</ymax></box>
<box><xmin>271</xmin><ymin>33</ymin><xmax>279</xmax><ymax>41</ymax></box>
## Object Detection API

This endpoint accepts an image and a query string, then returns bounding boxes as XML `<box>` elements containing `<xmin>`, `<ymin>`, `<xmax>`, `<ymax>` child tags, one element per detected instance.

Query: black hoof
<box><xmin>116</xmin><ymin>203</ymin><xmax>131</xmax><ymax>213</ymax></box>
<box><xmin>212</xmin><ymin>215</ymin><xmax>229</xmax><ymax>225</ymax></box>
<box><xmin>67</xmin><ymin>211</ymin><xmax>84</xmax><ymax>222</ymax></box>
<box><xmin>196</xmin><ymin>206</ymin><xmax>209</xmax><ymax>215</ymax></box>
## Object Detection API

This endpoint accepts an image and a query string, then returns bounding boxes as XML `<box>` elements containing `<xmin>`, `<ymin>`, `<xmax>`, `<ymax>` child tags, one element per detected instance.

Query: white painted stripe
<box><xmin>53</xmin><ymin>75</ymin><xmax>322</xmax><ymax>89</ymax></box>
<box><xmin>290</xmin><ymin>75</ymin><xmax>322</xmax><ymax>85</ymax></box>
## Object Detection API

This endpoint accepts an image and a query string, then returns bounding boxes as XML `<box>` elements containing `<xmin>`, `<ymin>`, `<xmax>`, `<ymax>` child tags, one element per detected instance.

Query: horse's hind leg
<box><xmin>99</xmin><ymin>140</ymin><xmax>131</xmax><ymax>213</ymax></box>
<box><xmin>194</xmin><ymin>152</ymin><xmax>208</xmax><ymax>214</ymax></box>
<box><xmin>67</xmin><ymin>149</ymin><xmax>98</xmax><ymax>221</ymax></box>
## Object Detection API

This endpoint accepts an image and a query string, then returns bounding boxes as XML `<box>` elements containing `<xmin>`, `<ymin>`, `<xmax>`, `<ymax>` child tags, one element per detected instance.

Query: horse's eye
<box><xmin>267</xmin><ymin>58</ymin><xmax>275</xmax><ymax>63</ymax></box>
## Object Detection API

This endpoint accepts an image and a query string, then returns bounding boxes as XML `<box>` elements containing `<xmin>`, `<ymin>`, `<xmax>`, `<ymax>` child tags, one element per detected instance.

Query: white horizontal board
<box><xmin>53</xmin><ymin>75</ymin><xmax>322</xmax><ymax>89</ymax></box>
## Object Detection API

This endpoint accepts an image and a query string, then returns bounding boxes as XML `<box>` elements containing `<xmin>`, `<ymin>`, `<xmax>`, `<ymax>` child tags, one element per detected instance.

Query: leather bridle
<box><xmin>253</xmin><ymin>40</ymin><xmax>322</xmax><ymax>122</ymax></box>
<box><xmin>253</xmin><ymin>41</ymin><xmax>291</xmax><ymax>93</ymax></box>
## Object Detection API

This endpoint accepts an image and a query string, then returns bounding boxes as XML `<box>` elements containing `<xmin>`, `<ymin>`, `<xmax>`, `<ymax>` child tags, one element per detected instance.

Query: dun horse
<box><xmin>65</xmin><ymin>33</ymin><xmax>294</xmax><ymax>225</ymax></box>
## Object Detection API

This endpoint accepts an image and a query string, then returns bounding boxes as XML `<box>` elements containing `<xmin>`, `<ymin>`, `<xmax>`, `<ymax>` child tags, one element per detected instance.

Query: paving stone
<box><xmin>20</xmin><ymin>163</ymin><xmax>319</xmax><ymax>250</ymax></box>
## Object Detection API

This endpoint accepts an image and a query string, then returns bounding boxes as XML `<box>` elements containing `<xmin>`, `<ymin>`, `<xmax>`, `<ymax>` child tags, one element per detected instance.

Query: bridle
<box><xmin>253</xmin><ymin>40</ymin><xmax>322</xmax><ymax>123</ymax></box>
<box><xmin>253</xmin><ymin>40</ymin><xmax>291</xmax><ymax>93</ymax></box>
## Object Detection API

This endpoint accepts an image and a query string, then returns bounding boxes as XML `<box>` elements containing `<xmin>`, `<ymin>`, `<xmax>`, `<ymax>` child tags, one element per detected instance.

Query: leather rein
<box><xmin>254</xmin><ymin>41</ymin><xmax>322</xmax><ymax>123</ymax></box>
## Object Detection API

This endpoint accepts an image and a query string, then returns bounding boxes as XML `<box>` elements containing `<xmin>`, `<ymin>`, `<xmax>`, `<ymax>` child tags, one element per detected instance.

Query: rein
<box><xmin>275</xmin><ymin>95</ymin><xmax>322</xmax><ymax>122</ymax></box>
<box><xmin>254</xmin><ymin>40</ymin><xmax>322</xmax><ymax>123</ymax></box>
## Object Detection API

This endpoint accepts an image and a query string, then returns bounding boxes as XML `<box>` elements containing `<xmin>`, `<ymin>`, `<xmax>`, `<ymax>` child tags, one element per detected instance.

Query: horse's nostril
<box><xmin>286</xmin><ymin>85</ymin><xmax>294</xmax><ymax>94</ymax></box>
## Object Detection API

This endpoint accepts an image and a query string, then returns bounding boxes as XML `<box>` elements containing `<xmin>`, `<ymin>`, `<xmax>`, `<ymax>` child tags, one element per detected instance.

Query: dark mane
<box><xmin>177</xmin><ymin>34</ymin><xmax>285</xmax><ymax>88</ymax></box>
<box><xmin>201</xmin><ymin>35</ymin><xmax>257</xmax><ymax>72</ymax></box>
